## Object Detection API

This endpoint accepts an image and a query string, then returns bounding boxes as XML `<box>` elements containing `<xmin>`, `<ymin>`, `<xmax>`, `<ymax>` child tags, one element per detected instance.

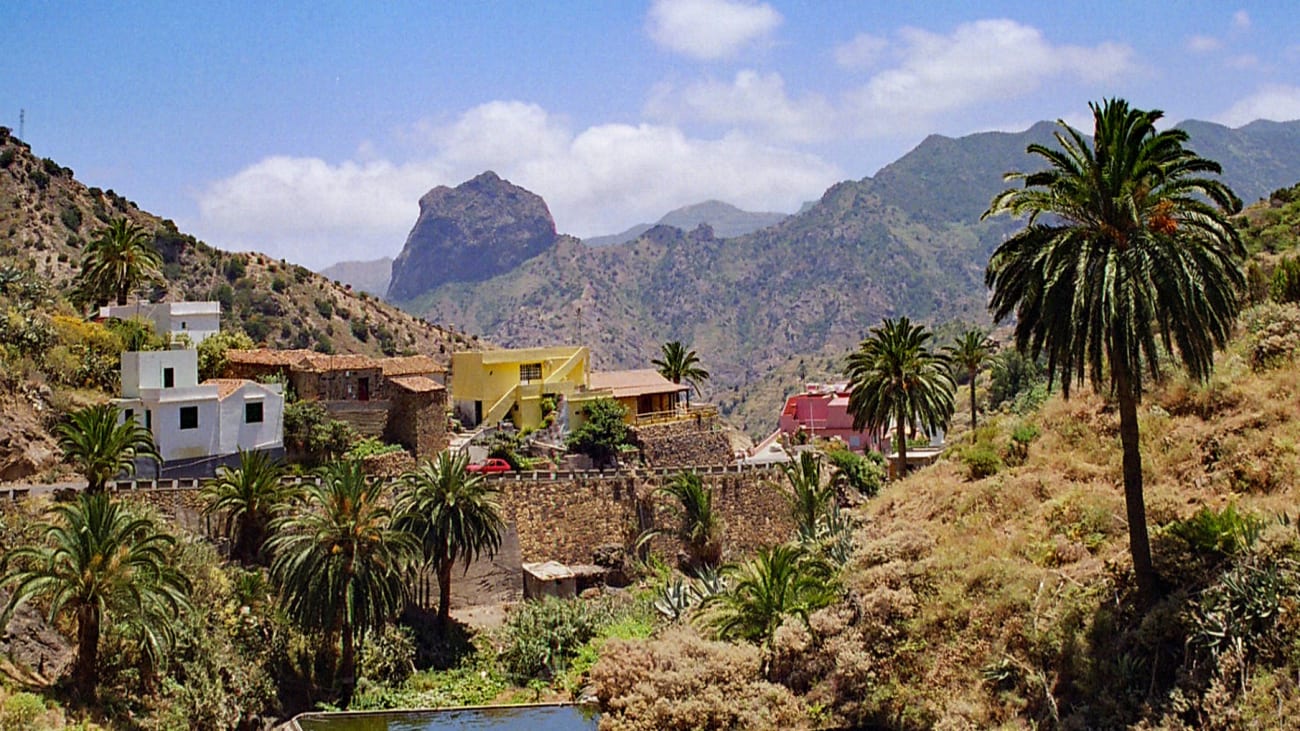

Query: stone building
<box><xmin>384</xmin><ymin>375</ymin><xmax>448</xmax><ymax>460</ymax></box>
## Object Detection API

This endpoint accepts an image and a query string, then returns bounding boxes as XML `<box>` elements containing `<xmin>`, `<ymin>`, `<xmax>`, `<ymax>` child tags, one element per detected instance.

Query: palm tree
<box><xmin>652</xmin><ymin>341</ymin><xmax>710</xmax><ymax>408</ymax></box>
<box><xmin>0</xmin><ymin>492</ymin><xmax>191</xmax><ymax>698</ymax></box>
<box><xmin>77</xmin><ymin>217</ymin><xmax>162</xmax><ymax>306</ymax></box>
<box><xmin>845</xmin><ymin>317</ymin><xmax>955</xmax><ymax>479</ymax></box>
<box><xmin>702</xmin><ymin>543</ymin><xmax>835</xmax><ymax>656</ymax></box>
<box><xmin>983</xmin><ymin>98</ymin><xmax>1244</xmax><ymax>602</ymax></box>
<box><xmin>57</xmin><ymin>403</ymin><xmax>160</xmax><ymax>493</ymax></box>
<box><xmin>267</xmin><ymin>461</ymin><xmax>415</xmax><ymax>707</ymax></box>
<box><xmin>650</xmin><ymin>471</ymin><xmax>723</xmax><ymax>572</ymax></box>
<box><xmin>201</xmin><ymin>449</ymin><xmax>291</xmax><ymax>566</ymax></box>
<box><xmin>945</xmin><ymin>328</ymin><xmax>997</xmax><ymax>429</ymax></box>
<box><xmin>780</xmin><ymin>451</ymin><xmax>834</xmax><ymax>541</ymax></box>
<box><xmin>395</xmin><ymin>451</ymin><xmax>506</xmax><ymax>626</ymax></box>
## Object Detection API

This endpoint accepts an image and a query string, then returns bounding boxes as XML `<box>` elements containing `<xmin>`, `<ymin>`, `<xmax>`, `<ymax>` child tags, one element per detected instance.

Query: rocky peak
<box><xmin>386</xmin><ymin>171</ymin><xmax>559</xmax><ymax>302</ymax></box>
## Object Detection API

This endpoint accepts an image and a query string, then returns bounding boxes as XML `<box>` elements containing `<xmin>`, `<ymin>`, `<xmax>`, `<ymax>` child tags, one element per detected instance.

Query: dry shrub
<box><xmin>1241</xmin><ymin>302</ymin><xmax>1300</xmax><ymax>370</ymax></box>
<box><xmin>590</xmin><ymin>626</ymin><xmax>808</xmax><ymax>731</ymax></box>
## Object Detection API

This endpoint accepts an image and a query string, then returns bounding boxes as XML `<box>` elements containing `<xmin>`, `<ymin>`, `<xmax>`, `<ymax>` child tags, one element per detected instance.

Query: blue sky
<box><xmin>7</xmin><ymin>1</ymin><xmax>1300</xmax><ymax>269</ymax></box>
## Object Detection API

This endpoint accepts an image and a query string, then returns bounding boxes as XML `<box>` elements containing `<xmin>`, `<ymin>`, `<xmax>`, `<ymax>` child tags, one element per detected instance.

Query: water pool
<box><xmin>293</xmin><ymin>704</ymin><xmax>599</xmax><ymax>731</ymax></box>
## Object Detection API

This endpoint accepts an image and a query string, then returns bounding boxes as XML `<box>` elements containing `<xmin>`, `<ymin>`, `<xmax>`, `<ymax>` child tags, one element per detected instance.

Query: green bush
<box><xmin>346</xmin><ymin>437</ymin><xmax>404</xmax><ymax>460</ymax></box>
<box><xmin>0</xmin><ymin>148</ymin><xmax>15</xmax><ymax>168</ymax></box>
<box><xmin>1005</xmin><ymin>422</ymin><xmax>1040</xmax><ymax>466</ymax></box>
<box><xmin>223</xmin><ymin>256</ymin><xmax>246</xmax><ymax>282</ymax></box>
<box><xmin>1167</xmin><ymin>503</ymin><xmax>1264</xmax><ymax>559</ymax></box>
<box><xmin>498</xmin><ymin>597</ymin><xmax>614</xmax><ymax>681</ymax></box>
<box><xmin>963</xmin><ymin>444</ymin><xmax>1003</xmax><ymax>480</ymax></box>
<box><xmin>350</xmin><ymin>318</ymin><xmax>370</xmax><ymax>342</ymax></box>
<box><xmin>1270</xmin><ymin>256</ymin><xmax>1300</xmax><ymax>304</ymax></box>
<box><xmin>313</xmin><ymin>297</ymin><xmax>334</xmax><ymax>319</ymax></box>
<box><xmin>59</xmin><ymin>205</ymin><xmax>81</xmax><ymax>231</ymax></box>
<box><xmin>358</xmin><ymin>624</ymin><xmax>416</xmax><ymax>687</ymax></box>
<box><xmin>825</xmin><ymin>448</ymin><xmax>885</xmax><ymax>498</ymax></box>
<box><xmin>0</xmin><ymin>692</ymin><xmax>59</xmax><ymax>731</ymax></box>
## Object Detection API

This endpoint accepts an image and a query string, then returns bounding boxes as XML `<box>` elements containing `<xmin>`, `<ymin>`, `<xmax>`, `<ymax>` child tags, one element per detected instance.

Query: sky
<box><xmin>7</xmin><ymin>1</ymin><xmax>1300</xmax><ymax>270</ymax></box>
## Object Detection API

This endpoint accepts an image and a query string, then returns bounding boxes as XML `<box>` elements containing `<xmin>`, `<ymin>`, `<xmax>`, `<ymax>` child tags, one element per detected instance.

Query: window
<box><xmin>124</xmin><ymin>408</ymin><xmax>134</xmax><ymax>423</ymax></box>
<box><xmin>245</xmin><ymin>402</ymin><xmax>264</xmax><ymax>424</ymax></box>
<box><xmin>180</xmin><ymin>320</ymin><xmax>187</xmax><ymax>330</ymax></box>
<box><xmin>145</xmin><ymin>410</ymin><xmax>152</xmax><ymax>430</ymax></box>
<box><xmin>163</xmin><ymin>367</ymin><xmax>175</xmax><ymax>388</ymax></box>
<box><xmin>519</xmin><ymin>362</ymin><xmax>542</xmax><ymax>382</ymax></box>
<box><xmin>179</xmin><ymin>406</ymin><xmax>198</xmax><ymax>430</ymax></box>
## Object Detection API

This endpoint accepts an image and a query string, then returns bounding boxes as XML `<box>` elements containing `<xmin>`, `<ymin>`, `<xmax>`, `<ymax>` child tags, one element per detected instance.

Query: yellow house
<box><xmin>451</xmin><ymin>346</ymin><xmax>591</xmax><ymax>430</ymax></box>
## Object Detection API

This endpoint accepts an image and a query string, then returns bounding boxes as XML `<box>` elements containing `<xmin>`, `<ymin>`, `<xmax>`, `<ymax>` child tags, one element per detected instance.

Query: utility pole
<box><xmin>18</xmin><ymin>109</ymin><xmax>24</xmax><ymax>139</ymax></box>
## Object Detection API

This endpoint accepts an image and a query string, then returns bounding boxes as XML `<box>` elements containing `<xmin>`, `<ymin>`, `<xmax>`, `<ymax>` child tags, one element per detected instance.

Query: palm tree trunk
<box><xmin>338</xmin><ymin>620</ymin><xmax>356</xmax><ymax>708</ymax></box>
<box><xmin>437</xmin><ymin>556</ymin><xmax>454</xmax><ymax>626</ymax></box>
<box><xmin>894</xmin><ymin>409</ymin><xmax>908</xmax><ymax>480</ymax></box>
<box><xmin>74</xmin><ymin>603</ymin><xmax>100</xmax><ymax>698</ymax></box>
<box><xmin>969</xmin><ymin>370</ymin><xmax>978</xmax><ymax>430</ymax></box>
<box><xmin>1115</xmin><ymin>366</ymin><xmax>1156</xmax><ymax>604</ymax></box>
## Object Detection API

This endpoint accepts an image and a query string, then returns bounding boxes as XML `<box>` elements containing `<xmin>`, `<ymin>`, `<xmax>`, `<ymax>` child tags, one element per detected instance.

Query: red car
<box><xmin>467</xmin><ymin>458</ymin><xmax>512</xmax><ymax>474</ymax></box>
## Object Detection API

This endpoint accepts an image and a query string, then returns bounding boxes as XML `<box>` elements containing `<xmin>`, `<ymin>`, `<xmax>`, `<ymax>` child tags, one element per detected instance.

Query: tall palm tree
<box><xmin>0</xmin><ymin>492</ymin><xmax>191</xmax><ymax>698</ymax></box>
<box><xmin>78</xmin><ymin>217</ymin><xmax>163</xmax><ymax>306</ymax></box>
<box><xmin>945</xmin><ymin>328</ymin><xmax>997</xmax><ymax>429</ymax></box>
<box><xmin>395</xmin><ymin>451</ymin><xmax>505</xmax><ymax>626</ymax></box>
<box><xmin>780</xmin><ymin>451</ymin><xmax>834</xmax><ymax>541</ymax></box>
<box><xmin>267</xmin><ymin>461</ymin><xmax>415</xmax><ymax>707</ymax></box>
<box><xmin>201</xmin><ymin>449</ymin><xmax>291</xmax><ymax>566</ymax></box>
<box><xmin>652</xmin><ymin>341</ymin><xmax>710</xmax><ymax>408</ymax></box>
<box><xmin>57</xmin><ymin>403</ymin><xmax>160</xmax><ymax>493</ymax></box>
<box><xmin>650</xmin><ymin>471</ymin><xmax>723</xmax><ymax>572</ymax></box>
<box><xmin>702</xmin><ymin>543</ymin><xmax>835</xmax><ymax>657</ymax></box>
<box><xmin>983</xmin><ymin>98</ymin><xmax>1244</xmax><ymax>602</ymax></box>
<box><xmin>845</xmin><ymin>317</ymin><xmax>955</xmax><ymax>479</ymax></box>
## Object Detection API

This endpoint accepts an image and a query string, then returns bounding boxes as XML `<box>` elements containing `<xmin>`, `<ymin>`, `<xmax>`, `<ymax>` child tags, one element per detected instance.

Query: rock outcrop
<box><xmin>387</xmin><ymin>172</ymin><xmax>559</xmax><ymax>302</ymax></box>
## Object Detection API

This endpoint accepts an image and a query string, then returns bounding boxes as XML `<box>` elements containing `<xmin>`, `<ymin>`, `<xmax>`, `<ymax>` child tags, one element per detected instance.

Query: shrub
<box><xmin>345</xmin><ymin>437</ymin><xmax>404</xmax><ymax>460</ymax></box>
<box><xmin>1005</xmin><ymin>422</ymin><xmax>1040</xmax><ymax>466</ymax></box>
<box><xmin>963</xmin><ymin>443</ymin><xmax>1002</xmax><ymax>480</ymax></box>
<box><xmin>59</xmin><ymin>205</ymin><xmax>81</xmax><ymax>231</ymax></box>
<box><xmin>498</xmin><ymin>597</ymin><xmax>613</xmax><ymax>681</ymax></box>
<box><xmin>0</xmin><ymin>691</ymin><xmax>63</xmax><ymax>731</ymax></box>
<box><xmin>357</xmin><ymin>624</ymin><xmax>416</xmax><ymax>686</ymax></box>
<box><xmin>591</xmin><ymin>626</ymin><xmax>808</xmax><ymax>731</ymax></box>
<box><xmin>270</xmin><ymin>276</ymin><xmax>289</xmax><ymax>293</ymax></box>
<box><xmin>825</xmin><ymin>447</ymin><xmax>885</xmax><ymax>498</ymax></box>
<box><xmin>0</xmin><ymin>148</ymin><xmax>14</xmax><ymax>168</ymax></box>
<box><xmin>223</xmin><ymin>256</ymin><xmax>246</xmax><ymax>281</ymax></box>
<box><xmin>1270</xmin><ymin>256</ymin><xmax>1300</xmax><ymax>304</ymax></box>
<box><xmin>313</xmin><ymin>297</ymin><xmax>333</xmax><ymax>319</ymax></box>
<box><xmin>350</xmin><ymin>318</ymin><xmax>370</xmax><ymax>342</ymax></box>
<box><xmin>1167</xmin><ymin>504</ymin><xmax>1264</xmax><ymax>559</ymax></box>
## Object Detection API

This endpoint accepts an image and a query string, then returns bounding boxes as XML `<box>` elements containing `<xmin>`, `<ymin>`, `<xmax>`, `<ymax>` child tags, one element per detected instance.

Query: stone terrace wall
<box><xmin>635</xmin><ymin>418</ymin><xmax>734</xmax><ymax>469</ymax></box>
<box><xmin>498</xmin><ymin>467</ymin><xmax>793</xmax><ymax>565</ymax></box>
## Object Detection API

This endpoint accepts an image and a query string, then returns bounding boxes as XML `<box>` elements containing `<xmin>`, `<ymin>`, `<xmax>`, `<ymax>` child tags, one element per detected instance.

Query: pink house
<box><xmin>777</xmin><ymin>382</ymin><xmax>883</xmax><ymax>453</ymax></box>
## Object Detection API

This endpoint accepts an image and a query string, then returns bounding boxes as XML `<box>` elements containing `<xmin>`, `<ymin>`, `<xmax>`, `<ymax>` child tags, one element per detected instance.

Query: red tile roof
<box><xmin>589</xmin><ymin>369</ymin><xmax>685</xmax><ymax>399</ymax></box>
<box><xmin>380</xmin><ymin>355</ymin><xmax>446</xmax><ymax>377</ymax></box>
<box><xmin>388</xmin><ymin>375</ymin><xmax>445</xmax><ymax>393</ymax></box>
<box><xmin>203</xmin><ymin>378</ymin><xmax>249</xmax><ymax>400</ymax></box>
<box><xmin>226</xmin><ymin>349</ymin><xmax>315</xmax><ymax>366</ymax></box>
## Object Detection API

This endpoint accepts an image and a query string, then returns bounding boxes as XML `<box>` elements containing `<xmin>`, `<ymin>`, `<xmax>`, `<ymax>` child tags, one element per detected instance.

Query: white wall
<box><xmin>151</xmin><ymin>389</ymin><xmax>222</xmax><ymax>461</ymax></box>
<box><xmin>121</xmin><ymin>350</ymin><xmax>199</xmax><ymax>397</ymax></box>
<box><xmin>218</xmin><ymin>383</ymin><xmax>285</xmax><ymax>454</ymax></box>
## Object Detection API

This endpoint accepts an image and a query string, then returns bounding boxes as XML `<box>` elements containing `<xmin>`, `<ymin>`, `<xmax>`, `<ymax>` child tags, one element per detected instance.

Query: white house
<box><xmin>99</xmin><ymin>301</ymin><xmax>222</xmax><ymax>345</ymax></box>
<box><xmin>115</xmin><ymin>349</ymin><xmax>284</xmax><ymax>475</ymax></box>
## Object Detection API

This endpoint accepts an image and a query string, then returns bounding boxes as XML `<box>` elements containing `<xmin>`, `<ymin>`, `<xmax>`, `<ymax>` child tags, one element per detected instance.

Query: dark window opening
<box><xmin>145</xmin><ymin>410</ymin><xmax>152</xmax><ymax>429</ymax></box>
<box><xmin>124</xmin><ymin>408</ymin><xmax>134</xmax><ymax>423</ymax></box>
<box><xmin>519</xmin><ymin>362</ymin><xmax>542</xmax><ymax>382</ymax></box>
<box><xmin>179</xmin><ymin>406</ymin><xmax>198</xmax><ymax>430</ymax></box>
<box><xmin>163</xmin><ymin>367</ymin><xmax>175</xmax><ymax>388</ymax></box>
<box><xmin>245</xmin><ymin>402</ymin><xmax>264</xmax><ymax>424</ymax></box>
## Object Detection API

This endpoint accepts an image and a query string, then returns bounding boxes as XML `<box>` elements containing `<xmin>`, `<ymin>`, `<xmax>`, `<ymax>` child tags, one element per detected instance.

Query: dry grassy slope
<box><xmin>0</xmin><ymin>128</ymin><xmax>467</xmax><ymax>361</ymax></box>
<box><xmin>820</xmin><ymin>316</ymin><xmax>1300</xmax><ymax>727</ymax></box>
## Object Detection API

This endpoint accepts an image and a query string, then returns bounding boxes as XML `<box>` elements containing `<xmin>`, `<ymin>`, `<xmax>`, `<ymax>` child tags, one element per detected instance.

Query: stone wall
<box><xmin>497</xmin><ymin>467</ymin><xmax>793</xmax><ymax>565</ymax></box>
<box><xmin>385</xmin><ymin>387</ymin><xmax>448</xmax><ymax>461</ymax></box>
<box><xmin>361</xmin><ymin>450</ymin><xmax>416</xmax><ymax>478</ymax></box>
<box><xmin>634</xmin><ymin>417</ymin><xmax>734</xmax><ymax>469</ymax></box>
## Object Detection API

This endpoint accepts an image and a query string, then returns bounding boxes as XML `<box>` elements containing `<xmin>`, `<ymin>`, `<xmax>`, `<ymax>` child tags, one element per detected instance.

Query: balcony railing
<box><xmin>633</xmin><ymin>403</ymin><xmax>719</xmax><ymax>426</ymax></box>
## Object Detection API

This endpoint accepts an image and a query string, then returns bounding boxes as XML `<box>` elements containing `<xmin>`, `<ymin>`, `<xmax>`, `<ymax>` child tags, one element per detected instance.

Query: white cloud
<box><xmin>1232</xmin><ymin>10</ymin><xmax>1251</xmax><ymax>30</ymax></box>
<box><xmin>834</xmin><ymin>33</ymin><xmax>888</xmax><ymax>70</ymax></box>
<box><xmin>1225</xmin><ymin>53</ymin><xmax>1260</xmax><ymax>70</ymax></box>
<box><xmin>645</xmin><ymin>70</ymin><xmax>836</xmax><ymax>143</ymax></box>
<box><xmin>190</xmin><ymin>101</ymin><xmax>841</xmax><ymax>268</ymax></box>
<box><xmin>646</xmin><ymin>0</ymin><xmax>781</xmax><ymax>60</ymax></box>
<box><xmin>1185</xmin><ymin>34</ymin><xmax>1223</xmax><ymax>53</ymax></box>
<box><xmin>842</xmin><ymin>19</ymin><xmax>1135</xmax><ymax>135</ymax></box>
<box><xmin>1217</xmin><ymin>85</ymin><xmax>1300</xmax><ymax>127</ymax></box>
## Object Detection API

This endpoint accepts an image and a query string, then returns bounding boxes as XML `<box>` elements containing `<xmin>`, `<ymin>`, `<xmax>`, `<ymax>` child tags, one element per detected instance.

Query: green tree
<box><xmin>201</xmin><ymin>449</ymin><xmax>291</xmax><ymax>566</ymax></box>
<box><xmin>395</xmin><ymin>451</ymin><xmax>506</xmax><ymax>625</ymax></box>
<box><xmin>565</xmin><ymin>398</ymin><xmax>632</xmax><ymax>468</ymax></box>
<box><xmin>845</xmin><ymin>317</ymin><xmax>955</xmax><ymax>479</ymax></box>
<box><xmin>945</xmin><ymin>328</ymin><xmax>996</xmax><ymax>429</ymax></box>
<box><xmin>983</xmin><ymin>98</ymin><xmax>1244</xmax><ymax>601</ymax></box>
<box><xmin>650</xmin><ymin>471</ymin><xmax>723</xmax><ymax>572</ymax></box>
<box><xmin>76</xmin><ymin>217</ymin><xmax>163</xmax><ymax>307</ymax></box>
<box><xmin>652</xmin><ymin>340</ymin><xmax>710</xmax><ymax>407</ymax></box>
<box><xmin>196</xmin><ymin>329</ymin><xmax>255</xmax><ymax>381</ymax></box>
<box><xmin>702</xmin><ymin>543</ymin><xmax>835</xmax><ymax>656</ymax></box>
<box><xmin>0</xmin><ymin>492</ymin><xmax>190</xmax><ymax>698</ymax></box>
<box><xmin>267</xmin><ymin>461</ymin><xmax>415</xmax><ymax>707</ymax></box>
<box><xmin>56</xmin><ymin>403</ymin><xmax>160</xmax><ymax>493</ymax></box>
<box><xmin>780</xmin><ymin>451</ymin><xmax>834</xmax><ymax>541</ymax></box>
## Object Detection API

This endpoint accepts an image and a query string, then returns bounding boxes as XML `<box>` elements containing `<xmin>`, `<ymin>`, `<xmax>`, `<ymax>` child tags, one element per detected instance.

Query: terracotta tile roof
<box><xmin>226</xmin><ymin>349</ymin><xmax>315</xmax><ymax>366</ymax></box>
<box><xmin>589</xmin><ymin>369</ymin><xmax>686</xmax><ymax>399</ymax></box>
<box><xmin>380</xmin><ymin>355</ymin><xmax>446</xmax><ymax>377</ymax></box>
<box><xmin>203</xmin><ymin>378</ymin><xmax>250</xmax><ymax>400</ymax></box>
<box><xmin>388</xmin><ymin>375</ymin><xmax>445</xmax><ymax>393</ymax></box>
<box><xmin>295</xmin><ymin>353</ymin><xmax>379</xmax><ymax>372</ymax></box>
